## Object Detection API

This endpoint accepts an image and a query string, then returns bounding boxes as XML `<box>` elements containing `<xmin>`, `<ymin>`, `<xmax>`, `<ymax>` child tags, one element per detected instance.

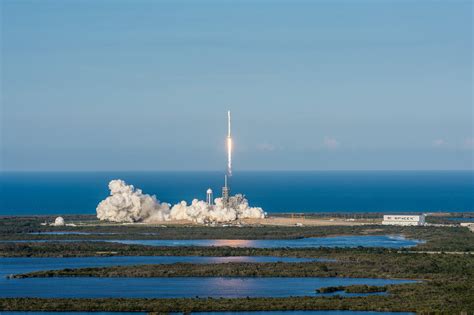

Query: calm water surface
<box><xmin>1</xmin><ymin>277</ymin><xmax>415</xmax><ymax>298</ymax></box>
<box><xmin>1</xmin><ymin>235</ymin><xmax>422</xmax><ymax>248</ymax></box>
<box><xmin>1</xmin><ymin>171</ymin><xmax>472</xmax><ymax>214</ymax></box>
<box><xmin>0</xmin><ymin>256</ymin><xmax>317</xmax><ymax>278</ymax></box>
<box><xmin>110</xmin><ymin>235</ymin><xmax>422</xmax><ymax>248</ymax></box>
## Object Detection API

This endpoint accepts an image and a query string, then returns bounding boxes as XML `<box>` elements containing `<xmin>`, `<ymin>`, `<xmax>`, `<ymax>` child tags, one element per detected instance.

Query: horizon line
<box><xmin>1</xmin><ymin>169</ymin><xmax>473</xmax><ymax>173</ymax></box>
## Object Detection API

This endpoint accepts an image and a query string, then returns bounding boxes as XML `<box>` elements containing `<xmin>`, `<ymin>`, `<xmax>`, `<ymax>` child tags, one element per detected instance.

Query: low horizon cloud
<box><xmin>256</xmin><ymin>143</ymin><xmax>281</xmax><ymax>152</ymax></box>
<box><xmin>464</xmin><ymin>138</ymin><xmax>474</xmax><ymax>149</ymax></box>
<box><xmin>323</xmin><ymin>137</ymin><xmax>341</xmax><ymax>150</ymax></box>
<box><xmin>432</xmin><ymin>139</ymin><xmax>447</xmax><ymax>147</ymax></box>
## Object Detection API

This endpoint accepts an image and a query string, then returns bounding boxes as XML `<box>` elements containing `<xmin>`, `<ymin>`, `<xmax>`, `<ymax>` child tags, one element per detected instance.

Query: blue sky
<box><xmin>1</xmin><ymin>0</ymin><xmax>472</xmax><ymax>171</ymax></box>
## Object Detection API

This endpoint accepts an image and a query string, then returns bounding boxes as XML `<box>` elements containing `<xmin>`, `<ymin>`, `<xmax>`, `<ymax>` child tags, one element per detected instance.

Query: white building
<box><xmin>382</xmin><ymin>214</ymin><xmax>425</xmax><ymax>226</ymax></box>
<box><xmin>50</xmin><ymin>216</ymin><xmax>65</xmax><ymax>226</ymax></box>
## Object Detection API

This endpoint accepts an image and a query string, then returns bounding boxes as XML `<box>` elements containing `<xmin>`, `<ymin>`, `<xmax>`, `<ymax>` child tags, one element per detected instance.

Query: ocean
<box><xmin>0</xmin><ymin>171</ymin><xmax>472</xmax><ymax>215</ymax></box>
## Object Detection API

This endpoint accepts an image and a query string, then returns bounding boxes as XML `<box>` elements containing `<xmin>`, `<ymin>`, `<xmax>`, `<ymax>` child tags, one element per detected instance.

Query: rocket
<box><xmin>227</xmin><ymin>110</ymin><xmax>232</xmax><ymax>177</ymax></box>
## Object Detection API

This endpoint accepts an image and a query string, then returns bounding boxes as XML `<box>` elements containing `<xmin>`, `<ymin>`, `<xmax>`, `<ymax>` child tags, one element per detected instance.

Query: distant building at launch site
<box><xmin>382</xmin><ymin>214</ymin><xmax>426</xmax><ymax>226</ymax></box>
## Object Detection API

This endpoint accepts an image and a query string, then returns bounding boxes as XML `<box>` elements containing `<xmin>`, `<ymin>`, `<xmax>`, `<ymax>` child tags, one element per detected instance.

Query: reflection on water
<box><xmin>1</xmin><ymin>235</ymin><xmax>422</xmax><ymax>248</ymax></box>
<box><xmin>111</xmin><ymin>235</ymin><xmax>422</xmax><ymax>248</ymax></box>
<box><xmin>211</xmin><ymin>239</ymin><xmax>255</xmax><ymax>247</ymax></box>
<box><xmin>1</xmin><ymin>277</ymin><xmax>416</xmax><ymax>298</ymax></box>
<box><xmin>0</xmin><ymin>256</ymin><xmax>319</xmax><ymax>279</ymax></box>
<box><xmin>29</xmin><ymin>232</ymin><xmax>116</xmax><ymax>235</ymax></box>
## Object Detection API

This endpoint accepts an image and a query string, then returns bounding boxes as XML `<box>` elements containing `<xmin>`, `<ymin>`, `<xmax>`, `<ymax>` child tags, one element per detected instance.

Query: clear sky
<box><xmin>1</xmin><ymin>0</ymin><xmax>472</xmax><ymax>171</ymax></box>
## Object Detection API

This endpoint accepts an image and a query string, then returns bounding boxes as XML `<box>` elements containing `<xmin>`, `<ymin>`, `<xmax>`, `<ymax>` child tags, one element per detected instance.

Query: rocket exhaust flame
<box><xmin>96</xmin><ymin>110</ymin><xmax>266</xmax><ymax>224</ymax></box>
<box><xmin>227</xmin><ymin>138</ymin><xmax>232</xmax><ymax>177</ymax></box>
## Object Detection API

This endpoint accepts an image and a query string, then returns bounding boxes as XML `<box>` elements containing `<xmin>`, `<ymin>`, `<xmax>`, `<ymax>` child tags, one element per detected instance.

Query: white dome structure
<box><xmin>52</xmin><ymin>216</ymin><xmax>65</xmax><ymax>226</ymax></box>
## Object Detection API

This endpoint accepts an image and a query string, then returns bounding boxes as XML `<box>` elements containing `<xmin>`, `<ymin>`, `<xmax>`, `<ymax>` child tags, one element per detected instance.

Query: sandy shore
<box><xmin>116</xmin><ymin>216</ymin><xmax>379</xmax><ymax>227</ymax></box>
<box><xmin>241</xmin><ymin>216</ymin><xmax>378</xmax><ymax>226</ymax></box>
<box><xmin>78</xmin><ymin>216</ymin><xmax>381</xmax><ymax>227</ymax></box>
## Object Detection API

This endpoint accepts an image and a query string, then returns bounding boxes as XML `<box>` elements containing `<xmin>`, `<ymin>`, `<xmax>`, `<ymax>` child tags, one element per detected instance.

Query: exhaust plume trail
<box><xmin>96</xmin><ymin>111</ymin><xmax>266</xmax><ymax>224</ymax></box>
<box><xmin>227</xmin><ymin>110</ymin><xmax>232</xmax><ymax>177</ymax></box>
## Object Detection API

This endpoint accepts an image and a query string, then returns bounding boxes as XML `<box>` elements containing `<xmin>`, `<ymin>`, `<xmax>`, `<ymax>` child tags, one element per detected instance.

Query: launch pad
<box><xmin>96</xmin><ymin>110</ymin><xmax>265</xmax><ymax>224</ymax></box>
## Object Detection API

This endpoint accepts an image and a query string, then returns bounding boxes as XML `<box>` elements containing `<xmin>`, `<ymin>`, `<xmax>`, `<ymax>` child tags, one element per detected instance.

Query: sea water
<box><xmin>1</xmin><ymin>171</ymin><xmax>472</xmax><ymax>215</ymax></box>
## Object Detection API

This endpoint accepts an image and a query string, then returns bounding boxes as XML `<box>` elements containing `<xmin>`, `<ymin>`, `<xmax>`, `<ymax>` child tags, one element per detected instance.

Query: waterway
<box><xmin>1</xmin><ymin>277</ymin><xmax>415</xmax><ymax>298</ymax></box>
<box><xmin>109</xmin><ymin>235</ymin><xmax>421</xmax><ymax>248</ymax></box>
<box><xmin>2</xmin><ymin>235</ymin><xmax>422</xmax><ymax>248</ymax></box>
<box><xmin>0</xmin><ymin>256</ymin><xmax>318</xmax><ymax>278</ymax></box>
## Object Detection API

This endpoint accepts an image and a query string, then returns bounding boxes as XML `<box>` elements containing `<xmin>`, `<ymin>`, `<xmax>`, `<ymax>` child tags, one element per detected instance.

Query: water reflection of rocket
<box><xmin>227</xmin><ymin>110</ymin><xmax>232</xmax><ymax>177</ymax></box>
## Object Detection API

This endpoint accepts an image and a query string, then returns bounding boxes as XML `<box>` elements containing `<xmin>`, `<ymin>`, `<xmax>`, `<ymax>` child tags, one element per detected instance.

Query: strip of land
<box><xmin>10</xmin><ymin>250</ymin><xmax>473</xmax><ymax>280</ymax></box>
<box><xmin>6</xmin><ymin>248</ymin><xmax>473</xmax><ymax>313</ymax></box>
<box><xmin>1</xmin><ymin>216</ymin><xmax>474</xmax><ymax>253</ymax></box>
<box><xmin>2</xmin><ymin>214</ymin><xmax>474</xmax><ymax>313</ymax></box>
<box><xmin>1</xmin><ymin>278</ymin><xmax>473</xmax><ymax>314</ymax></box>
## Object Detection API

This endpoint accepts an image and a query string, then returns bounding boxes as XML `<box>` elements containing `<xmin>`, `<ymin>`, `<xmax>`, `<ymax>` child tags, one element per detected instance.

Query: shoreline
<box><xmin>1</xmin><ymin>216</ymin><xmax>473</xmax><ymax>312</ymax></box>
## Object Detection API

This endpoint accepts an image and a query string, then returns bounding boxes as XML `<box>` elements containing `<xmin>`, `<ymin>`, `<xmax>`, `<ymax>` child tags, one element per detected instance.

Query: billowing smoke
<box><xmin>96</xmin><ymin>179</ymin><xmax>265</xmax><ymax>224</ymax></box>
<box><xmin>96</xmin><ymin>180</ymin><xmax>171</xmax><ymax>223</ymax></box>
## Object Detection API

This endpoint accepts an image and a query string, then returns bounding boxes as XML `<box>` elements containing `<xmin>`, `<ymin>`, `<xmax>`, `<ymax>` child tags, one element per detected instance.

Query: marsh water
<box><xmin>1</xmin><ymin>277</ymin><xmax>415</xmax><ymax>298</ymax></box>
<box><xmin>109</xmin><ymin>235</ymin><xmax>421</xmax><ymax>248</ymax></box>
<box><xmin>0</xmin><ymin>256</ymin><xmax>415</xmax><ymax>313</ymax></box>
<box><xmin>3</xmin><ymin>235</ymin><xmax>422</xmax><ymax>248</ymax></box>
<box><xmin>1</xmin><ymin>256</ymin><xmax>414</xmax><ymax>299</ymax></box>
<box><xmin>0</xmin><ymin>256</ymin><xmax>318</xmax><ymax>277</ymax></box>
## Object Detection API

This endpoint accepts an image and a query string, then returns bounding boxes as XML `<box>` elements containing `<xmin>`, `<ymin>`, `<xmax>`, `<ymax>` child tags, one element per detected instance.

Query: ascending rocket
<box><xmin>227</xmin><ymin>110</ymin><xmax>232</xmax><ymax>177</ymax></box>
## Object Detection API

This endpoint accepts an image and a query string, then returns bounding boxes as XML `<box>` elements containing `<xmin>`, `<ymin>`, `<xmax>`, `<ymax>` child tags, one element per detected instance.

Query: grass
<box><xmin>1</xmin><ymin>215</ymin><xmax>474</xmax><ymax>252</ymax></box>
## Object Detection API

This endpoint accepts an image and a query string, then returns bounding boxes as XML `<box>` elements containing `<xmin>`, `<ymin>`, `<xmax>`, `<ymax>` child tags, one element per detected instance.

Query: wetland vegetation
<box><xmin>316</xmin><ymin>285</ymin><xmax>387</xmax><ymax>294</ymax></box>
<box><xmin>10</xmin><ymin>250</ymin><xmax>474</xmax><ymax>280</ymax></box>
<box><xmin>1</xmin><ymin>215</ymin><xmax>473</xmax><ymax>313</ymax></box>
<box><xmin>1</xmin><ymin>215</ymin><xmax>474</xmax><ymax>252</ymax></box>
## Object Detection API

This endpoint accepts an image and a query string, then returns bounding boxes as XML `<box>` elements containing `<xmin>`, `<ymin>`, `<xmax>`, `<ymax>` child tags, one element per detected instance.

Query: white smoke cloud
<box><xmin>323</xmin><ymin>137</ymin><xmax>340</xmax><ymax>150</ymax></box>
<box><xmin>96</xmin><ymin>180</ymin><xmax>171</xmax><ymax>223</ymax></box>
<box><xmin>96</xmin><ymin>179</ymin><xmax>265</xmax><ymax>224</ymax></box>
